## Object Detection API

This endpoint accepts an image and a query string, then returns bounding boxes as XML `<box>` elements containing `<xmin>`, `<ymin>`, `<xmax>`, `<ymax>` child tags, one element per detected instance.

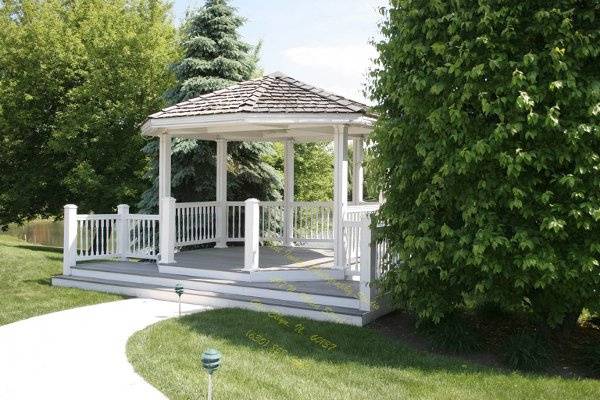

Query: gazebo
<box><xmin>56</xmin><ymin>73</ymin><xmax>392</xmax><ymax>325</ymax></box>
<box><xmin>143</xmin><ymin>72</ymin><xmax>376</xmax><ymax>269</ymax></box>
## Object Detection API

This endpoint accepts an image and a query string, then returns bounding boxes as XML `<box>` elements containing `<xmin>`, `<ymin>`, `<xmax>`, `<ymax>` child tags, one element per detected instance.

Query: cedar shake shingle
<box><xmin>149</xmin><ymin>72</ymin><xmax>370</xmax><ymax>119</ymax></box>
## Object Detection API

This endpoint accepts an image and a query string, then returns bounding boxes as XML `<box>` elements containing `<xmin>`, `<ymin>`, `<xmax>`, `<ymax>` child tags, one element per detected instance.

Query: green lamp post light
<box><xmin>175</xmin><ymin>283</ymin><xmax>184</xmax><ymax>317</ymax></box>
<box><xmin>201</xmin><ymin>348</ymin><xmax>222</xmax><ymax>400</ymax></box>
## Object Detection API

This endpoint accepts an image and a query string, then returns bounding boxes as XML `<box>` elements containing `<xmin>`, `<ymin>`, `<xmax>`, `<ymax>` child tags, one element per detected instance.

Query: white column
<box><xmin>352</xmin><ymin>137</ymin><xmax>364</xmax><ymax>204</ymax></box>
<box><xmin>63</xmin><ymin>204</ymin><xmax>78</xmax><ymax>275</ymax></box>
<box><xmin>158</xmin><ymin>133</ymin><xmax>174</xmax><ymax>264</ymax></box>
<box><xmin>333</xmin><ymin>126</ymin><xmax>349</xmax><ymax>269</ymax></box>
<box><xmin>243</xmin><ymin>198</ymin><xmax>260</xmax><ymax>270</ymax></box>
<box><xmin>215</xmin><ymin>139</ymin><xmax>228</xmax><ymax>248</ymax></box>
<box><xmin>158</xmin><ymin>133</ymin><xmax>172</xmax><ymax>200</ymax></box>
<box><xmin>116</xmin><ymin>204</ymin><xmax>130</xmax><ymax>261</ymax></box>
<box><xmin>283</xmin><ymin>139</ymin><xmax>294</xmax><ymax>246</ymax></box>
<box><xmin>159</xmin><ymin>196</ymin><xmax>176</xmax><ymax>264</ymax></box>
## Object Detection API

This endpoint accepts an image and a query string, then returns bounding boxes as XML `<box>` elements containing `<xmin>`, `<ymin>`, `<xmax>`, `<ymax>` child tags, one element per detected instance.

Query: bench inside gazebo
<box><xmin>53</xmin><ymin>73</ymin><xmax>394</xmax><ymax>326</ymax></box>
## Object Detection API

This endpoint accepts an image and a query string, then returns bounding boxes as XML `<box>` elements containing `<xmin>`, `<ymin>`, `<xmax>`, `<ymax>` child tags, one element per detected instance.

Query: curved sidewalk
<box><xmin>0</xmin><ymin>299</ymin><xmax>208</xmax><ymax>399</ymax></box>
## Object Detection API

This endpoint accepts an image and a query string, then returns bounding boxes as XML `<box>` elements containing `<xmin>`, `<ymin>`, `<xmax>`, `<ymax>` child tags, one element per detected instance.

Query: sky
<box><xmin>172</xmin><ymin>0</ymin><xmax>387</xmax><ymax>103</ymax></box>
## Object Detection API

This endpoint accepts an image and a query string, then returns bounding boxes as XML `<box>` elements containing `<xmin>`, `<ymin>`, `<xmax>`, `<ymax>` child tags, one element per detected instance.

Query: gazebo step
<box><xmin>51</xmin><ymin>275</ymin><xmax>368</xmax><ymax>326</ymax></box>
<box><xmin>69</xmin><ymin>264</ymin><xmax>359</xmax><ymax>309</ymax></box>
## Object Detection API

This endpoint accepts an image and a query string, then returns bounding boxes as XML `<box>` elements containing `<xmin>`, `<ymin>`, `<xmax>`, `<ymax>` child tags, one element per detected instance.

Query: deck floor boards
<box><xmin>76</xmin><ymin>246</ymin><xmax>357</xmax><ymax>298</ymax></box>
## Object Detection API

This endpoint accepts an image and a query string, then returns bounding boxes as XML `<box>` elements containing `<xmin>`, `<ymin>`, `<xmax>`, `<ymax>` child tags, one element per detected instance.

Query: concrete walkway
<box><xmin>0</xmin><ymin>299</ymin><xmax>209</xmax><ymax>399</ymax></box>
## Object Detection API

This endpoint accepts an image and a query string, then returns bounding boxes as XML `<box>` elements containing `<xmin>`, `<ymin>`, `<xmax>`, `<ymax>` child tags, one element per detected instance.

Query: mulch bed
<box><xmin>369</xmin><ymin>310</ymin><xmax>600</xmax><ymax>379</ymax></box>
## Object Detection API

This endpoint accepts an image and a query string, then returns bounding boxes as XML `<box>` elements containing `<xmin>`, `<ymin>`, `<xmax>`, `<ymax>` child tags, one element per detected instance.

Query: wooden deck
<box><xmin>53</xmin><ymin>245</ymin><xmax>391</xmax><ymax>326</ymax></box>
<box><xmin>168</xmin><ymin>246</ymin><xmax>334</xmax><ymax>271</ymax></box>
<box><xmin>75</xmin><ymin>259</ymin><xmax>358</xmax><ymax>299</ymax></box>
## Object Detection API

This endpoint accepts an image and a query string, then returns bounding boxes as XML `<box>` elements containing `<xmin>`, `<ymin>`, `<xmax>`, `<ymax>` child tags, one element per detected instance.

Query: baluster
<box><xmin>195</xmin><ymin>206</ymin><xmax>199</xmax><ymax>242</ymax></box>
<box><xmin>84</xmin><ymin>220</ymin><xmax>88</xmax><ymax>256</ymax></box>
<box><xmin>177</xmin><ymin>208</ymin><xmax>181</xmax><ymax>243</ymax></box>
<box><xmin>150</xmin><ymin>219</ymin><xmax>155</xmax><ymax>256</ymax></box>
<box><xmin>91</xmin><ymin>220</ymin><xmax>96</xmax><ymax>256</ymax></box>
<box><xmin>101</xmin><ymin>219</ymin><xmax>105</xmax><ymax>256</ymax></box>
<box><xmin>187</xmin><ymin>207</ymin><xmax>191</xmax><ymax>243</ymax></box>
<box><xmin>237</xmin><ymin>205</ymin><xmax>241</xmax><ymax>238</ymax></box>
<box><xmin>77</xmin><ymin>220</ymin><xmax>81</xmax><ymax>257</ymax></box>
<box><xmin>110</xmin><ymin>219</ymin><xmax>114</xmax><ymax>255</ymax></box>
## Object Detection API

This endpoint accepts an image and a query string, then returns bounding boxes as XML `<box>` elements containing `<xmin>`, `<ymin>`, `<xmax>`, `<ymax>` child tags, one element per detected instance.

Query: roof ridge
<box><xmin>238</xmin><ymin>75</ymin><xmax>271</xmax><ymax>111</ymax></box>
<box><xmin>270</xmin><ymin>73</ymin><xmax>367</xmax><ymax>112</ymax></box>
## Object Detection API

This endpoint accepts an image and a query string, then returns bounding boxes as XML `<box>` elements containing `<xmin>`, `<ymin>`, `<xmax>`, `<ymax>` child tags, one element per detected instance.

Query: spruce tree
<box><xmin>139</xmin><ymin>0</ymin><xmax>281</xmax><ymax>211</ymax></box>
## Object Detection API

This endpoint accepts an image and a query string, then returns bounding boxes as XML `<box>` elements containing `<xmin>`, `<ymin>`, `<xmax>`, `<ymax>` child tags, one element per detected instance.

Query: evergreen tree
<box><xmin>139</xmin><ymin>0</ymin><xmax>281</xmax><ymax>211</ymax></box>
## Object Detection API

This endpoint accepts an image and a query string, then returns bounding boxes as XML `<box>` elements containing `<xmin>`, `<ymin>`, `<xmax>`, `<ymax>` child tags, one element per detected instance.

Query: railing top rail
<box><xmin>341</xmin><ymin>219</ymin><xmax>365</xmax><ymax>227</ymax></box>
<box><xmin>225</xmin><ymin>201</ymin><xmax>246</xmax><ymax>206</ymax></box>
<box><xmin>346</xmin><ymin>202</ymin><xmax>380</xmax><ymax>212</ymax></box>
<box><xmin>76</xmin><ymin>214</ymin><xmax>118</xmax><ymax>220</ymax></box>
<box><xmin>292</xmin><ymin>201</ymin><xmax>333</xmax><ymax>207</ymax></box>
<box><xmin>259</xmin><ymin>201</ymin><xmax>284</xmax><ymax>206</ymax></box>
<box><xmin>128</xmin><ymin>214</ymin><xmax>159</xmax><ymax>220</ymax></box>
<box><xmin>176</xmin><ymin>201</ymin><xmax>218</xmax><ymax>207</ymax></box>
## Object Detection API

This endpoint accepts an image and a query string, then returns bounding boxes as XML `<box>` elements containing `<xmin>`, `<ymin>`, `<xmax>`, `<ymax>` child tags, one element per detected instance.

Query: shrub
<box><xmin>580</xmin><ymin>343</ymin><xmax>600</xmax><ymax>375</ymax></box>
<box><xmin>501</xmin><ymin>332</ymin><xmax>552</xmax><ymax>372</ymax></box>
<box><xmin>420</xmin><ymin>315</ymin><xmax>483</xmax><ymax>353</ymax></box>
<box><xmin>371</xmin><ymin>0</ymin><xmax>600</xmax><ymax>328</ymax></box>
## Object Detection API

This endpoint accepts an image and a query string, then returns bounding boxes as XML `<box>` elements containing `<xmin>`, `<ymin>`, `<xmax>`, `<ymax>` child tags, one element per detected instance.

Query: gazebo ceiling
<box><xmin>141</xmin><ymin>72</ymin><xmax>376</xmax><ymax>141</ymax></box>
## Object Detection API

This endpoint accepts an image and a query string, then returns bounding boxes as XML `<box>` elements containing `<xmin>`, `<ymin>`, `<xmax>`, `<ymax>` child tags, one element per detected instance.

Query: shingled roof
<box><xmin>149</xmin><ymin>72</ymin><xmax>370</xmax><ymax>119</ymax></box>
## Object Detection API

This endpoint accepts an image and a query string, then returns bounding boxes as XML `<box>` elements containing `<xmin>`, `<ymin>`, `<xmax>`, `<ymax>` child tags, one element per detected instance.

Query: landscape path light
<box><xmin>175</xmin><ymin>283</ymin><xmax>184</xmax><ymax>317</ymax></box>
<box><xmin>201</xmin><ymin>348</ymin><xmax>222</xmax><ymax>400</ymax></box>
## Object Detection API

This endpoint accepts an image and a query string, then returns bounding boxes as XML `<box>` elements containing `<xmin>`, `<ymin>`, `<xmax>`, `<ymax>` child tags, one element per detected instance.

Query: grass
<box><xmin>127</xmin><ymin>308</ymin><xmax>600</xmax><ymax>400</ymax></box>
<box><xmin>0</xmin><ymin>234</ymin><xmax>123</xmax><ymax>326</ymax></box>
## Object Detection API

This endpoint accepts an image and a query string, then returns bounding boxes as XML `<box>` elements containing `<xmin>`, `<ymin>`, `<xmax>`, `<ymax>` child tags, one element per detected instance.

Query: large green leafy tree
<box><xmin>0</xmin><ymin>0</ymin><xmax>176</xmax><ymax>224</ymax></box>
<box><xmin>370</xmin><ymin>0</ymin><xmax>600</xmax><ymax>327</ymax></box>
<box><xmin>139</xmin><ymin>0</ymin><xmax>281</xmax><ymax>211</ymax></box>
<box><xmin>266</xmin><ymin>142</ymin><xmax>334</xmax><ymax>202</ymax></box>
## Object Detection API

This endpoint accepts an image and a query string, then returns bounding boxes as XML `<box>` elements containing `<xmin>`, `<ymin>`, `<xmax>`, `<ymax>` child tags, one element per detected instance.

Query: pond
<box><xmin>3</xmin><ymin>220</ymin><xmax>63</xmax><ymax>248</ymax></box>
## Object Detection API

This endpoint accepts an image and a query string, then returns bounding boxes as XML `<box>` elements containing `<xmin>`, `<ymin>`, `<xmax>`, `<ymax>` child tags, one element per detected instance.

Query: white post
<box><xmin>116</xmin><ymin>204</ymin><xmax>130</xmax><ymax>260</ymax></box>
<box><xmin>63</xmin><ymin>204</ymin><xmax>78</xmax><ymax>275</ymax></box>
<box><xmin>215</xmin><ymin>139</ymin><xmax>228</xmax><ymax>248</ymax></box>
<box><xmin>158</xmin><ymin>133</ymin><xmax>172</xmax><ymax>201</ymax></box>
<box><xmin>159</xmin><ymin>196</ymin><xmax>176</xmax><ymax>264</ymax></box>
<box><xmin>243</xmin><ymin>198</ymin><xmax>260</xmax><ymax>270</ymax></box>
<box><xmin>283</xmin><ymin>139</ymin><xmax>294</xmax><ymax>246</ymax></box>
<box><xmin>333</xmin><ymin>126</ymin><xmax>349</xmax><ymax>269</ymax></box>
<box><xmin>359</xmin><ymin>216</ymin><xmax>376</xmax><ymax>311</ymax></box>
<box><xmin>352</xmin><ymin>137</ymin><xmax>364</xmax><ymax>205</ymax></box>
<box><xmin>158</xmin><ymin>133</ymin><xmax>173</xmax><ymax>264</ymax></box>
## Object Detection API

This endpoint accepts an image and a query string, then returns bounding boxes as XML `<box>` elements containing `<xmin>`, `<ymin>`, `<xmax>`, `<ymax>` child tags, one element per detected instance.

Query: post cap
<box><xmin>64</xmin><ymin>204</ymin><xmax>78</xmax><ymax>209</ymax></box>
<box><xmin>244</xmin><ymin>198</ymin><xmax>259</xmax><ymax>204</ymax></box>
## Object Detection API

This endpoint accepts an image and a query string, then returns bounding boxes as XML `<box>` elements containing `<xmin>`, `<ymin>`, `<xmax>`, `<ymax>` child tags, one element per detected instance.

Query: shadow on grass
<box><xmin>23</xmin><ymin>278</ymin><xmax>52</xmax><ymax>286</ymax></box>
<box><xmin>12</xmin><ymin>243</ymin><xmax>62</xmax><ymax>253</ymax></box>
<box><xmin>174</xmin><ymin>307</ymin><xmax>527</xmax><ymax>378</ymax></box>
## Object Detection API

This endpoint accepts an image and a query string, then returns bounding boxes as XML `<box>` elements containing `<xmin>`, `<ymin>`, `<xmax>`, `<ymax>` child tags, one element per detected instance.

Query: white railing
<box><xmin>292</xmin><ymin>201</ymin><xmax>333</xmax><ymax>243</ymax></box>
<box><xmin>344</xmin><ymin>202</ymin><xmax>380</xmax><ymax>222</ymax></box>
<box><xmin>227</xmin><ymin>201</ymin><xmax>246</xmax><ymax>241</ymax></box>
<box><xmin>75</xmin><ymin>214</ymin><xmax>119</xmax><ymax>260</ymax></box>
<box><xmin>223</xmin><ymin>201</ymin><xmax>333</xmax><ymax>244</ymax></box>
<box><xmin>342</xmin><ymin>214</ymin><xmax>398</xmax><ymax>311</ymax></box>
<box><xmin>340</xmin><ymin>203</ymin><xmax>381</xmax><ymax>276</ymax></box>
<box><xmin>260</xmin><ymin>201</ymin><xmax>284</xmax><ymax>241</ymax></box>
<box><xmin>175</xmin><ymin>202</ymin><xmax>217</xmax><ymax>246</ymax></box>
<box><xmin>63</xmin><ymin>204</ymin><xmax>159</xmax><ymax>275</ymax></box>
<box><xmin>341</xmin><ymin>219</ymin><xmax>362</xmax><ymax>274</ymax></box>
<box><xmin>127</xmin><ymin>213</ymin><xmax>159</xmax><ymax>259</ymax></box>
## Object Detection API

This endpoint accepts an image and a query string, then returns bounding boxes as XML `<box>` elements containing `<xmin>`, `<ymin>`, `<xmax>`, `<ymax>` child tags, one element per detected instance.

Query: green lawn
<box><xmin>127</xmin><ymin>309</ymin><xmax>600</xmax><ymax>400</ymax></box>
<box><xmin>0</xmin><ymin>234</ymin><xmax>122</xmax><ymax>326</ymax></box>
